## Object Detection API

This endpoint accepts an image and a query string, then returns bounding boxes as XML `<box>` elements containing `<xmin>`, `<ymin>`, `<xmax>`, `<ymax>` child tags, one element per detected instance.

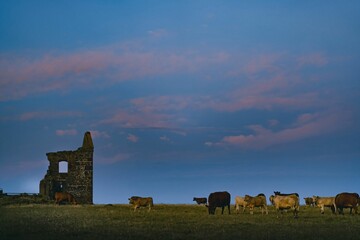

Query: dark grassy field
<box><xmin>0</xmin><ymin>204</ymin><xmax>359</xmax><ymax>240</ymax></box>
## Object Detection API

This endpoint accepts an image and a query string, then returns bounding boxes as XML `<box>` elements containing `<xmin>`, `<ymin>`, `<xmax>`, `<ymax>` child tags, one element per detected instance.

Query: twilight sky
<box><xmin>0</xmin><ymin>1</ymin><xmax>359</xmax><ymax>204</ymax></box>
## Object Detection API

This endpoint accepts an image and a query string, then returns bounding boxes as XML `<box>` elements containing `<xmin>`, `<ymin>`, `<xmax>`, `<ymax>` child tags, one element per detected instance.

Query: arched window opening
<box><xmin>59</xmin><ymin>161</ymin><xmax>68</xmax><ymax>173</ymax></box>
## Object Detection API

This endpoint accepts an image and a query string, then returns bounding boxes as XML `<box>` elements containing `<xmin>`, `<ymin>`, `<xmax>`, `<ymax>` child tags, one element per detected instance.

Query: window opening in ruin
<box><xmin>59</xmin><ymin>161</ymin><xmax>68</xmax><ymax>173</ymax></box>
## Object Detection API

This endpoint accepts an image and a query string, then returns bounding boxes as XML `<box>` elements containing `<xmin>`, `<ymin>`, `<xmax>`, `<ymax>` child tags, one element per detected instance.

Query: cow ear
<box><xmin>205</xmin><ymin>205</ymin><xmax>209</xmax><ymax>208</ymax></box>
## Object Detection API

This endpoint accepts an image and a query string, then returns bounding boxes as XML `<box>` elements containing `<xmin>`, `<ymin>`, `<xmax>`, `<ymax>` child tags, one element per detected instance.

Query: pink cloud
<box><xmin>208</xmin><ymin>109</ymin><xmax>351</xmax><ymax>150</ymax></box>
<box><xmin>0</xmin><ymin>45</ymin><xmax>231</xmax><ymax>101</ymax></box>
<box><xmin>56</xmin><ymin>129</ymin><xmax>78</xmax><ymax>136</ymax></box>
<box><xmin>101</xmin><ymin>109</ymin><xmax>175</xmax><ymax>129</ymax></box>
<box><xmin>89</xmin><ymin>130</ymin><xmax>110</xmax><ymax>139</ymax></box>
<box><xmin>127</xmin><ymin>134</ymin><xmax>138</xmax><ymax>143</ymax></box>
<box><xmin>19</xmin><ymin>111</ymin><xmax>82</xmax><ymax>121</ymax></box>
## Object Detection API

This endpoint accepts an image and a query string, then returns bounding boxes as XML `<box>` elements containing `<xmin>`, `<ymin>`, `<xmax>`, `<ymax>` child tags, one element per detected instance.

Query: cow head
<box><xmin>312</xmin><ymin>196</ymin><xmax>319</xmax><ymax>206</ymax></box>
<box><xmin>206</xmin><ymin>204</ymin><xmax>216</xmax><ymax>215</ymax></box>
<box><xmin>269</xmin><ymin>195</ymin><xmax>275</xmax><ymax>205</ymax></box>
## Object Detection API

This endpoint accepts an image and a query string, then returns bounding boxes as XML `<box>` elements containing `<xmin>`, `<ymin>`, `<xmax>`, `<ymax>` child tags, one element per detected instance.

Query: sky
<box><xmin>0</xmin><ymin>0</ymin><xmax>359</xmax><ymax>204</ymax></box>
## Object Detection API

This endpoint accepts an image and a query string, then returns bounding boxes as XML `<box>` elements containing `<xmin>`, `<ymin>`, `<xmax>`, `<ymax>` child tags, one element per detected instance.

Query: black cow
<box><xmin>274</xmin><ymin>191</ymin><xmax>299</xmax><ymax>197</ymax></box>
<box><xmin>193</xmin><ymin>197</ymin><xmax>207</xmax><ymax>205</ymax></box>
<box><xmin>206</xmin><ymin>191</ymin><xmax>231</xmax><ymax>215</ymax></box>
<box><xmin>335</xmin><ymin>192</ymin><xmax>359</xmax><ymax>215</ymax></box>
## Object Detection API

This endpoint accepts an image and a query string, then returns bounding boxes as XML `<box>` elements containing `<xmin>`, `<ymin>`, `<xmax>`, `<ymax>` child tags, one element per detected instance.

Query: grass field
<box><xmin>0</xmin><ymin>204</ymin><xmax>359</xmax><ymax>240</ymax></box>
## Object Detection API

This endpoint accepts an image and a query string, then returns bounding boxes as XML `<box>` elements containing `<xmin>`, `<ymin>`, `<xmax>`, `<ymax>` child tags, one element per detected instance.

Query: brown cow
<box><xmin>128</xmin><ymin>196</ymin><xmax>153</xmax><ymax>212</ymax></box>
<box><xmin>54</xmin><ymin>192</ymin><xmax>76</xmax><ymax>205</ymax></box>
<box><xmin>193</xmin><ymin>197</ymin><xmax>207</xmax><ymax>205</ymax></box>
<box><xmin>335</xmin><ymin>192</ymin><xmax>359</xmax><ymax>215</ymax></box>
<box><xmin>206</xmin><ymin>191</ymin><xmax>231</xmax><ymax>215</ymax></box>
<box><xmin>244</xmin><ymin>194</ymin><xmax>268</xmax><ymax>215</ymax></box>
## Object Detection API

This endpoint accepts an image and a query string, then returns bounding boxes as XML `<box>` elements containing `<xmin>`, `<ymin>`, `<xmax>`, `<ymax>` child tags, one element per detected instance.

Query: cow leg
<box><xmin>321</xmin><ymin>205</ymin><xmax>325</xmax><ymax>214</ymax></box>
<box><xmin>235</xmin><ymin>204</ymin><xmax>239</xmax><ymax>214</ymax></box>
<box><xmin>221</xmin><ymin>206</ymin><xmax>224</xmax><ymax>214</ymax></box>
<box><xmin>228</xmin><ymin>204</ymin><xmax>230</xmax><ymax>215</ymax></box>
<box><xmin>265</xmin><ymin>205</ymin><xmax>268</xmax><ymax>215</ymax></box>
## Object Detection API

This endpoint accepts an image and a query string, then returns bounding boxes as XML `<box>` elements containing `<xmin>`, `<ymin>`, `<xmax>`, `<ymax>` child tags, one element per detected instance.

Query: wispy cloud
<box><xmin>56</xmin><ymin>129</ymin><xmax>78</xmax><ymax>136</ymax></box>
<box><xmin>0</xmin><ymin>44</ymin><xmax>230</xmax><ymax>101</ymax></box>
<box><xmin>207</xmin><ymin>109</ymin><xmax>351</xmax><ymax>150</ymax></box>
<box><xmin>97</xmin><ymin>153</ymin><xmax>131</xmax><ymax>165</ymax></box>
<box><xmin>127</xmin><ymin>134</ymin><xmax>139</xmax><ymax>143</ymax></box>
<box><xmin>18</xmin><ymin>111</ymin><xmax>82</xmax><ymax>121</ymax></box>
<box><xmin>89</xmin><ymin>130</ymin><xmax>110</xmax><ymax>139</ymax></box>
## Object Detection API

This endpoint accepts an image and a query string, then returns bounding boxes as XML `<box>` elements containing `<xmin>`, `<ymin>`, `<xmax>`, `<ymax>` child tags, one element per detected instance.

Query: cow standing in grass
<box><xmin>270</xmin><ymin>194</ymin><xmax>299</xmax><ymax>218</ymax></box>
<box><xmin>128</xmin><ymin>196</ymin><xmax>153</xmax><ymax>212</ymax></box>
<box><xmin>235</xmin><ymin>196</ymin><xmax>248</xmax><ymax>213</ymax></box>
<box><xmin>312</xmin><ymin>196</ymin><xmax>335</xmax><ymax>214</ymax></box>
<box><xmin>304</xmin><ymin>197</ymin><xmax>315</xmax><ymax>207</ymax></box>
<box><xmin>54</xmin><ymin>192</ymin><xmax>76</xmax><ymax>205</ymax></box>
<box><xmin>206</xmin><ymin>191</ymin><xmax>231</xmax><ymax>215</ymax></box>
<box><xmin>335</xmin><ymin>192</ymin><xmax>359</xmax><ymax>215</ymax></box>
<box><xmin>244</xmin><ymin>194</ymin><xmax>268</xmax><ymax>215</ymax></box>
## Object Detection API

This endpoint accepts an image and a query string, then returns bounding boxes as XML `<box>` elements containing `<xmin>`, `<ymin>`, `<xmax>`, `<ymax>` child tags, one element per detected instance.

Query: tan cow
<box><xmin>270</xmin><ymin>194</ymin><xmax>299</xmax><ymax>218</ymax></box>
<box><xmin>312</xmin><ymin>196</ymin><xmax>335</xmax><ymax>214</ymax></box>
<box><xmin>234</xmin><ymin>196</ymin><xmax>248</xmax><ymax>213</ymax></box>
<box><xmin>54</xmin><ymin>192</ymin><xmax>76</xmax><ymax>205</ymax></box>
<box><xmin>244</xmin><ymin>194</ymin><xmax>268</xmax><ymax>215</ymax></box>
<box><xmin>304</xmin><ymin>197</ymin><xmax>315</xmax><ymax>207</ymax></box>
<box><xmin>128</xmin><ymin>196</ymin><xmax>153</xmax><ymax>212</ymax></box>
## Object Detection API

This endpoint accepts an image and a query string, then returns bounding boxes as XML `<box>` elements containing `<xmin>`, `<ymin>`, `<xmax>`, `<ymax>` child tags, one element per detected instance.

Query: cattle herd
<box><xmin>54</xmin><ymin>191</ymin><xmax>359</xmax><ymax>217</ymax></box>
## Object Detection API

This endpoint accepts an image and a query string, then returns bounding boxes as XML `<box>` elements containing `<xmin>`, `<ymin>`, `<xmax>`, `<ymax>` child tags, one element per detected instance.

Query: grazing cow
<box><xmin>270</xmin><ymin>194</ymin><xmax>300</xmax><ymax>218</ymax></box>
<box><xmin>206</xmin><ymin>191</ymin><xmax>231</xmax><ymax>215</ymax></box>
<box><xmin>193</xmin><ymin>197</ymin><xmax>207</xmax><ymax>205</ymax></box>
<box><xmin>274</xmin><ymin>191</ymin><xmax>299</xmax><ymax>197</ymax></box>
<box><xmin>335</xmin><ymin>192</ymin><xmax>359</xmax><ymax>215</ymax></box>
<box><xmin>54</xmin><ymin>192</ymin><xmax>76</xmax><ymax>205</ymax></box>
<box><xmin>312</xmin><ymin>196</ymin><xmax>335</xmax><ymax>214</ymax></box>
<box><xmin>128</xmin><ymin>196</ymin><xmax>153</xmax><ymax>212</ymax></box>
<box><xmin>244</xmin><ymin>194</ymin><xmax>268</xmax><ymax>215</ymax></box>
<box><xmin>234</xmin><ymin>196</ymin><xmax>248</xmax><ymax>213</ymax></box>
<box><xmin>304</xmin><ymin>197</ymin><xmax>315</xmax><ymax>207</ymax></box>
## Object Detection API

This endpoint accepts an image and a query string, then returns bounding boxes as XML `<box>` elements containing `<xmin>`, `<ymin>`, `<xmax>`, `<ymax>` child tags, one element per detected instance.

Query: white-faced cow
<box><xmin>244</xmin><ymin>194</ymin><xmax>268</xmax><ymax>215</ymax></box>
<box><xmin>193</xmin><ymin>197</ymin><xmax>207</xmax><ymax>205</ymax></box>
<box><xmin>234</xmin><ymin>196</ymin><xmax>248</xmax><ymax>213</ymax></box>
<box><xmin>206</xmin><ymin>191</ymin><xmax>231</xmax><ymax>215</ymax></box>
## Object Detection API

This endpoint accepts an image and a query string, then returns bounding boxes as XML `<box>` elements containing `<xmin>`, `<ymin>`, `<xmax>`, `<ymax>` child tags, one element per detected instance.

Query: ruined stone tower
<box><xmin>39</xmin><ymin>131</ymin><xmax>94</xmax><ymax>204</ymax></box>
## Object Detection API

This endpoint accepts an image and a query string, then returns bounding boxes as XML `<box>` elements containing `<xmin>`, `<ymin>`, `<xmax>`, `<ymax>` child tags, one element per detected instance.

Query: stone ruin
<box><xmin>39</xmin><ymin>131</ymin><xmax>94</xmax><ymax>204</ymax></box>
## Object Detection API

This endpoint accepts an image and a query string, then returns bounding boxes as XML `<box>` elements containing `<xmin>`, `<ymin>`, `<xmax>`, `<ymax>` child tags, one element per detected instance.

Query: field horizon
<box><xmin>1</xmin><ymin>203</ymin><xmax>359</xmax><ymax>240</ymax></box>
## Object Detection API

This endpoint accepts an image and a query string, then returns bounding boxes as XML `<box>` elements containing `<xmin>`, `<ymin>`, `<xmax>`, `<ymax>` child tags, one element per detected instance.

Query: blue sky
<box><xmin>1</xmin><ymin>1</ymin><xmax>359</xmax><ymax>204</ymax></box>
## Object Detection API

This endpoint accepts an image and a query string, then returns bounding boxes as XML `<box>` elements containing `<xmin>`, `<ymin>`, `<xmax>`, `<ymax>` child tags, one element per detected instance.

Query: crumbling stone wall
<box><xmin>39</xmin><ymin>132</ymin><xmax>94</xmax><ymax>204</ymax></box>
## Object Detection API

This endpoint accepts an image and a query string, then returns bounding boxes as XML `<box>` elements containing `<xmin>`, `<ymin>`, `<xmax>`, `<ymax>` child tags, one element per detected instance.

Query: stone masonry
<box><xmin>39</xmin><ymin>132</ymin><xmax>94</xmax><ymax>204</ymax></box>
